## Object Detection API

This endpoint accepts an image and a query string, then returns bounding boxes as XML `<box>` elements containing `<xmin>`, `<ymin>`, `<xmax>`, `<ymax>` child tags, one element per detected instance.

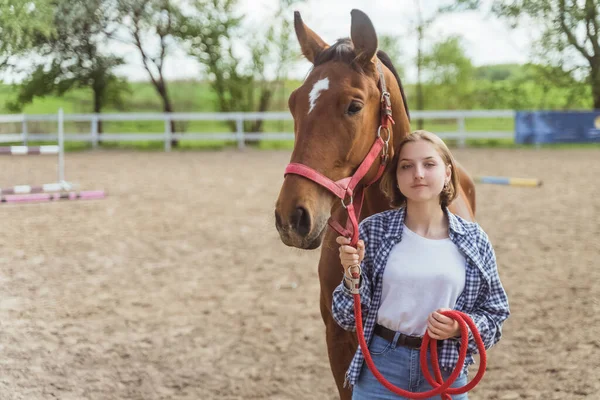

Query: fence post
<box><xmin>457</xmin><ymin>116</ymin><xmax>466</xmax><ymax>148</ymax></box>
<box><xmin>22</xmin><ymin>114</ymin><xmax>28</xmax><ymax>146</ymax></box>
<box><xmin>58</xmin><ymin>108</ymin><xmax>65</xmax><ymax>183</ymax></box>
<box><xmin>91</xmin><ymin>115</ymin><xmax>99</xmax><ymax>149</ymax></box>
<box><xmin>164</xmin><ymin>114</ymin><xmax>172</xmax><ymax>152</ymax></box>
<box><xmin>236</xmin><ymin>115</ymin><xmax>245</xmax><ymax>150</ymax></box>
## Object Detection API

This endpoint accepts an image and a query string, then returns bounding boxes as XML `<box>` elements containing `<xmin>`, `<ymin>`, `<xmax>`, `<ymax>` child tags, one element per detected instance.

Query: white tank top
<box><xmin>376</xmin><ymin>224</ymin><xmax>466</xmax><ymax>336</ymax></box>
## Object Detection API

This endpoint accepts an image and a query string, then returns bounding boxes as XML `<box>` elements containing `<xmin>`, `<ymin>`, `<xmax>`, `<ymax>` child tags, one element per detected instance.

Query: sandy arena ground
<box><xmin>0</xmin><ymin>148</ymin><xmax>598</xmax><ymax>400</ymax></box>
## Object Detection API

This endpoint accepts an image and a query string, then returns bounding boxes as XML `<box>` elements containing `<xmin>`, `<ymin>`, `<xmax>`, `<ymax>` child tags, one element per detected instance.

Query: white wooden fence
<box><xmin>0</xmin><ymin>110</ymin><xmax>515</xmax><ymax>151</ymax></box>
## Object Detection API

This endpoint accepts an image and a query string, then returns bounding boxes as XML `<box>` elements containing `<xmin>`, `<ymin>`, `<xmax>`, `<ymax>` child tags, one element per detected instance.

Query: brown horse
<box><xmin>274</xmin><ymin>9</ymin><xmax>476</xmax><ymax>399</ymax></box>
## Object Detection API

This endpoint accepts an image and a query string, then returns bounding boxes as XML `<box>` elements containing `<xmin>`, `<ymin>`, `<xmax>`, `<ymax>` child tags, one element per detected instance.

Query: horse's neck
<box><xmin>360</xmin><ymin>185</ymin><xmax>392</xmax><ymax>220</ymax></box>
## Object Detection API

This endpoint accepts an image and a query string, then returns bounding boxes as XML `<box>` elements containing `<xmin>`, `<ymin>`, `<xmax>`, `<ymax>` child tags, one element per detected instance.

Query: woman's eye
<box><xmin>401</xmin><ymin>164</ymin><xmax>412</xmax><ymax>169</ymax></box>
<box><xmin>346</xmin><ymin>101</ymin><xmax>363</xmax><ymax>115</ymax></box>
<box><xmin>425</xmin><ymin>163</ymin><xmax>435</xmax><ymax>167</ymax></box>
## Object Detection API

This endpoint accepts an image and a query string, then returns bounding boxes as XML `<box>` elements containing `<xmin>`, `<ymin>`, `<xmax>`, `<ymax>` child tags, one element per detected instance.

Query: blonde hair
<box><xmin>380</xmin><ymin>130</ymin><xmax>459</xmax><ymax>209</ymax></box>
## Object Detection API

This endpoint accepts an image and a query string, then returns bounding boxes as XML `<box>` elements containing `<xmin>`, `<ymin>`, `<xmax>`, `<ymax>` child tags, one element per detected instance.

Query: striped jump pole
<box><xmin>474</xmin><ymin>176</ymin><xmax>542</xmax><ymax>187</ymax></box>
<box><xmin>0</xmin><ymin>190</ymin><xmax>106</xmax><ymax>204</ymax></box>
<box><xmin>0</xmin><ymin>145</ymin><xmax>60</xmax><ymax>155</ymax></box>
<box><xmin>0</xmin><ymin>182</ymin><xmax>75</xmax><ymax>195</ymax></box>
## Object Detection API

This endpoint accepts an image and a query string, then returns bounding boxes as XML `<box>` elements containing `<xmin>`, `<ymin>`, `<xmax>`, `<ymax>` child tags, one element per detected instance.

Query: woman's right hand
<box><xmin>336</xmin><ymin>236</ymin><xmax>365</xmax><ymax>276</ymax></box>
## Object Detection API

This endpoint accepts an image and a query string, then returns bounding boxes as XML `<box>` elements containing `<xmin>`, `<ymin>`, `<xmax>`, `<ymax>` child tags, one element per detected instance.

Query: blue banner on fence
<box><xmin>515</xmin><ymin>111</ymin><xmax>600</xmax><ymax>144</ymax></box>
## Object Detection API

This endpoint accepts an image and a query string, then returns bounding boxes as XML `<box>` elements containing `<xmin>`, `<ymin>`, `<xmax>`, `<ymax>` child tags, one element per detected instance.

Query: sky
<box><xmin>111</xmin><ymin>0</ymin><xmax>534</xmax><ymax>84</ymax></box>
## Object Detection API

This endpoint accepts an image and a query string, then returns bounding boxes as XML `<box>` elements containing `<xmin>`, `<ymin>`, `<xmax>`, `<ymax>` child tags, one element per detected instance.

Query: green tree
<box><xmin>490</xmin><ymin>0</ymin><xmax>600</xmax><ymax>109</ymax></box>
<box><xmin>469</xmin><ymin>62</ymin><xmax>590</xmax><ymax>110</ymax></box>
<box><xmin>421</xmin><ymin>35</ymin><xmax>475</xmax><ymax>109</ymax></box>
<box><xmin>116</xmin><ymin>0</ymin><xmax>194</xmax><ymax>143</ymax></box>
<box><xmin>7</xmin><ymin>0</ymin><xmax>129</xmax><ymax>133</ymax></box>
<box><xmin>512</xmin><ymin>63</ymin><xmax>589</xmax><ymax>109</ymax></box>
<box><xmin>378</xmin><ymin>35</ymin><xmax>406</xmax><ymax>77</ymax></box>
<box><xmin>474</xmin><ymin>64</ymin><xmax>524</xmax><ymax>81</ymax></box>
<box><xmin>411</xmin><ymin>0</ymin><xmax>479</xmax><ymax>127</ymax></box>
<box><xmin>0</xmin><ymin>0</ymin><xmax>55</xmax><ymax>69</ymax></box>
<box><xmin>187</xmin><ymin>0</ymin><xmax>302</xmax><ymax>139</ymax></box>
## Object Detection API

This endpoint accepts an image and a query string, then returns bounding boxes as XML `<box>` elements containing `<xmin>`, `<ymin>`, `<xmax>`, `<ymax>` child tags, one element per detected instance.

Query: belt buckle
<box><xmin>403</xmin><ymin>334</ymin><xmax>421</xmax><ymax>349</ymax></box>
<box><xmin>397</xmin><ymin>334</ymin><xmax>407</xmax><ymax>347</ymax></box>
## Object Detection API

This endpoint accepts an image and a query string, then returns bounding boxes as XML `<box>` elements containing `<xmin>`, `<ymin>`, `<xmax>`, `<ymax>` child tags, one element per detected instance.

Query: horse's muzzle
<box><xmin>274</xmin><ymin>206</ymin><xmax>326</xmax><ymax>250</ymax></box>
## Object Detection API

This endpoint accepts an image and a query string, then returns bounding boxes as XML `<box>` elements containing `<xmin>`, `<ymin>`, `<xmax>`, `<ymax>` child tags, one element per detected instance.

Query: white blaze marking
<box><xmin>308</xmin><ymin>77</ymin><xmax>329</xmax><ymax>114</ymax></box>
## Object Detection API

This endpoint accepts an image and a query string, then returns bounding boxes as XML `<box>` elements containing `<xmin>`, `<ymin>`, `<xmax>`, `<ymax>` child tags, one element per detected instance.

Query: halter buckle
<box><xmin>381</xmin><ymin>91</ymin><xmax>391</xmax><ymax>106</ymax></box>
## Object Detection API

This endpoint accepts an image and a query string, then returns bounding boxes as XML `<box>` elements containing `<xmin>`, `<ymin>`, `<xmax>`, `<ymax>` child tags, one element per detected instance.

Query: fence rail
<box><xmin>0</xmin><ymin>110</ymin><xmax>516</xmax><ymax>150</ymax></box>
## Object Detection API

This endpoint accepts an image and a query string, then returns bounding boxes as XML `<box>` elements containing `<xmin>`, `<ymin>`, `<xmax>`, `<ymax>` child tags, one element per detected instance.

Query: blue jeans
<box><xmin>352</xmin><ymin>334</ymin><xmax>468</xmax><ymax>400</ymax></box>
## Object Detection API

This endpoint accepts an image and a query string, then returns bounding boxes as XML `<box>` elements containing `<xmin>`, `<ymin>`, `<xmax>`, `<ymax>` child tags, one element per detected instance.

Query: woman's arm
<box><xmin>331</xmin><ymin>221</ymin><xmax>375</xmax><ymax>332</ymax></box>
<box><xmin>464</xmin><ymin>233</ymin><xmax>510</xmax><ymax>352</ymax></box>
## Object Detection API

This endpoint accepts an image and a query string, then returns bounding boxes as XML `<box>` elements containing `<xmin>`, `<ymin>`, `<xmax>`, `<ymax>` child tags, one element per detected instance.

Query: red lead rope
<box><xmin>350</xmin><ymin>269</ymin><xmax>488</xmax><ymax>399</ymax></box>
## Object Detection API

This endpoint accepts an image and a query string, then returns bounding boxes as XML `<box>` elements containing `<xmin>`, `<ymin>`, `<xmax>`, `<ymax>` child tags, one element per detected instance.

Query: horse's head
<box><xmin>274</xmin><ymin>9</ymin><xmax>410</xmax><ymax>249</ymax></box>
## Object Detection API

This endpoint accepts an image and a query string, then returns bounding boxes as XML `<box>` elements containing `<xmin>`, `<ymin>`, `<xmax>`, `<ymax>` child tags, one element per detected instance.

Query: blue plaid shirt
<box><xmin>332</xmin><ymin>207</ymin><xmax>510</xmax><ymax>388</ymax></box>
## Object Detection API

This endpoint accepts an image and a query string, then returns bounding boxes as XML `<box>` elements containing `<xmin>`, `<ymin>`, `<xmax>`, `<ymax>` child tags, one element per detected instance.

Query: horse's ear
<box><xmin>294</xmin><ymin>11</ymin><xmax>329</xmax><ymax>64</ymax></box>
<box><xmin>350</xmin><ymin>9</ymin><xmax>378</xmax><ymax>68</ymax></box>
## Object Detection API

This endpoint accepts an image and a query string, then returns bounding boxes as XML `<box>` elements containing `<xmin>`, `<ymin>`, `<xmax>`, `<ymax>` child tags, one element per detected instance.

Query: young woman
<box><xmin>333</xmin><ymin>130</ymin><xmax>510</xmax><ymax>399</ymax></box>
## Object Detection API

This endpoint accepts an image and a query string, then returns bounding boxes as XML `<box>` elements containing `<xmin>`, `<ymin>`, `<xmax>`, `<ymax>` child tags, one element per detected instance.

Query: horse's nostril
<box><xmin>293</xmin><ymin>207</ymin><xmax>311</xmax><ymax>237</ymax></box>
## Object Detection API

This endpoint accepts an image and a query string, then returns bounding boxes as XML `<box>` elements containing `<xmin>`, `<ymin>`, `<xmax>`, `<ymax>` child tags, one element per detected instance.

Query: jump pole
<box><xmin>0</xmin><ymin>190</ymin><xmax>106</xmax><ymax>204</ymax></box>
<box><xmin>474</xmin><ymin>176</ymin><xmax>542</xmax><ymax>187</ymax></box>
<box><xmin>0</xmin><ymin>182</ymin><xmax>74</xmax><ymax>195</ymax></box>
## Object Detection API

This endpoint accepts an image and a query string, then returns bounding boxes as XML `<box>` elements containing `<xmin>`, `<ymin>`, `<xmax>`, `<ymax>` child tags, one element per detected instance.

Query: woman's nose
<box><xmin>414</xmin><ymin>167</ymin><xmax>424</xmax><ymax>179</ymax></box>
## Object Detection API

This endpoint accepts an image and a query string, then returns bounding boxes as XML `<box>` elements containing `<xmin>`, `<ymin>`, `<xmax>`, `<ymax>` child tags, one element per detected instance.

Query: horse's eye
<box><xmin>346</xmin><ymin>101</ymin><xmax>363</xmax><ymax>115</ymax></box>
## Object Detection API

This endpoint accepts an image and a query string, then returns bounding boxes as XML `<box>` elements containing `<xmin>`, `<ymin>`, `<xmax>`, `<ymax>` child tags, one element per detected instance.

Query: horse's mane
<box><xmin>313</xmin><ymin>38</ymin><xmax>410</xmax><ymax>121</ymax></box>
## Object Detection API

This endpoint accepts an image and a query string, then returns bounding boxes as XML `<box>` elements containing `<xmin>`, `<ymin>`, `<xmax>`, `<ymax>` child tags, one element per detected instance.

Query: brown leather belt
<box><xmin>374</xmin><ymin>324</ymin><xmax>423</xmax><ymax>349</ymax></box>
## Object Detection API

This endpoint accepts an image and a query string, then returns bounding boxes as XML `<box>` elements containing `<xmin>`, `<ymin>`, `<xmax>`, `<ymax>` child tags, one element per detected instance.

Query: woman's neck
<box><xmin>404</xmin><ymin>201</ymin><xmax>448</xmax><ymax>239</ymax></box>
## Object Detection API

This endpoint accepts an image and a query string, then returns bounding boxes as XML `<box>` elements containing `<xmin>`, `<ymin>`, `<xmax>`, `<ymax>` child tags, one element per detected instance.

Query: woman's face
<box><xmin>396</xmin><ymin>140</ymin><xmax>451</xmax><ymax>205</ymax></box>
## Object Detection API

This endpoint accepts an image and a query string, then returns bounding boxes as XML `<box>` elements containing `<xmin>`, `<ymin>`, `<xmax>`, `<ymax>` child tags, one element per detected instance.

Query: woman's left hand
<box><xmin>426</xmin><ymin>308</ymin><xmax>461</xmax><ymax>340</ymax></box>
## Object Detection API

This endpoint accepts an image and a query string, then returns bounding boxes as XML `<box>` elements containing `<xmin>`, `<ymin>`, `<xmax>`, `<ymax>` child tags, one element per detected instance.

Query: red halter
<box><xmin>284</xmin><ymin>62</ymin><xmax>394</xmax><ymax>247</ymax></box>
